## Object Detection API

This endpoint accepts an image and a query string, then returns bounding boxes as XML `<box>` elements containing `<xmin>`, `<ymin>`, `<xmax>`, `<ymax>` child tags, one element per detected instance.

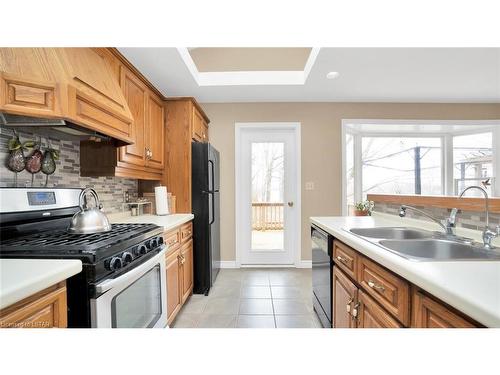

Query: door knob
<box><xmin>287</xmin><ymin>201</ymin><xmax>294</xmax><ymax>207</ymax></box>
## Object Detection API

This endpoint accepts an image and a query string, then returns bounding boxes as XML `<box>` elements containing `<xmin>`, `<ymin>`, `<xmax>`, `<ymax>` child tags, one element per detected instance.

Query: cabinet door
<box><xmin>333</xmin><ymin>267</ymin><xmax>358</xmax><ymax>328</ymax></box>
<box><xmin>145</xmin><ymin>92</ymin><xmax>165</xmax><ymax>170</ymax></box>
<box><xmin>119</xmin><ymin>69</ymin><xmax>147</xmax><ymax>167</ymax></box>
<box><xmin>166</xmin><ymin>249</ymin><xmax>181</xmax><ymax>325</ymax></box>
<box><xmin>0</xmin><ymin>48</ymin><xmax>63</xmax><ymax>118</ymax></box>
<box><xmin>0</xmin><ymin>282</ymin><xmax>67</xmax><ymax>328</ymax></box>
<box><xmin>180</xmin><ymin>239</ymin><xmax>194</xmax><ymax>303</ymax></box>
<box><xmin>412</xmin><ymin>289</ymin><xmax>477</xmax><ymax>328</ymax></box>
<box><xmin>358</xmin><ymin>290</ymin><xmax>402</xmax><ymax>328</ymax></box>
<box><xmin>192</xmin><ymin>106</ymin><xmax>204</xmax><ymax>142</ymax></box>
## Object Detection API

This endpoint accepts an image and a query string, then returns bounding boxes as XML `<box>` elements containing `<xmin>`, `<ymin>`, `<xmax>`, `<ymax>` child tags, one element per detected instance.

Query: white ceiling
<box><xmin>118</xmin><ymin>48</ymin><xmax>500</xmax><ymax>103</ymax></box>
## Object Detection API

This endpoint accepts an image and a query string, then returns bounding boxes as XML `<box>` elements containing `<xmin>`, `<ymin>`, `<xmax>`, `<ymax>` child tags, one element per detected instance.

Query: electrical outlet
<box><xmin>305</xmin><ymin>182</ymin><xmax>315</xmax><ymax>191</ymax></box>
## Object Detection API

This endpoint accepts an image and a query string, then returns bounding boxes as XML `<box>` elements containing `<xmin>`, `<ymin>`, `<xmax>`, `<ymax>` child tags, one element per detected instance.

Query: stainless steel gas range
<box><xmin>0</xmin><ymin>188</ymin><xmax>167</xmax><ymax>328</ymax></box>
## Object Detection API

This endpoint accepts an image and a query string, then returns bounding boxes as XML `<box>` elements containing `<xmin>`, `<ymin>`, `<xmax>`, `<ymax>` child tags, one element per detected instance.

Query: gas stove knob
<box><xmin>157</xmin><ymin>237</ymin><xmax>164</xmax><ymax>246</ymax></box>
<box><xmin>121</xmin><ymin>252</ymin><xmax>133</xmax><ymax>265</ymax></box>
<box><xmin>135</xmin><ymin>245</ymin><xmax>147</xmax><ymax>256</ymax></box>
<box><xmin>151</xmin><ymin>237</ymin><xmax>159</xmax><ymax>248</ymax></box>
<box><xmin>107</xmin><ymin>256</ymin><xmax>123</xmax><ymax>271</ymax></box>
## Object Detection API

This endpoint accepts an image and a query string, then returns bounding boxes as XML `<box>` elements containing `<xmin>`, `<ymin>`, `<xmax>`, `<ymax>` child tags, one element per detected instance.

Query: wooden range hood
<box><xmin>0</xmin><ymin>48</ymin><xmax>134</xmax><ymax>145</ymax></box>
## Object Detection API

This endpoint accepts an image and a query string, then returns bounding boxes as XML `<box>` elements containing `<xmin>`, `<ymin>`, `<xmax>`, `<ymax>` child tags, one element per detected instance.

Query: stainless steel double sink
<box><xmin>348</xmin><ymin>227</ymin><xmax>500</xmax><ymax>261</ymax></box>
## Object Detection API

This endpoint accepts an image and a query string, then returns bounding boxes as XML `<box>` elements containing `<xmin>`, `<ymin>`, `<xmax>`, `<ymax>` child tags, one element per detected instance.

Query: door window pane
<box><xmin>453</xmin><ymin>132</ymin><xmax>493</xmax><ymax>195</ymax></box>
<box><xmin>112</xmin><ymin>266</ymin><xmax>162</xmax><ymax>328</ymax></box>
<box><xmin>361</xmin><ymin>137</ymin><xmax>442</xmax><ymax>197</ymax></box>
<box><xmin>251</xmin><ymin>142</ymin><xmax>284</xmax><ymax>251</ymax></box>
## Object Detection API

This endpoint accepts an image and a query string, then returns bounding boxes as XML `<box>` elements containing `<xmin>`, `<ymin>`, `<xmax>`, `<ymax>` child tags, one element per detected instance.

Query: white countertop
<box><xmin>109</xmin><ymin>213</ymin><xmax>194</xmax><ymax>232</ymax></box>
<box><xmin>0</xmin><ymin>259</ymin><xmax>82</xmax><ymax>310</ymax></box>
<box><xmin>310</xmin><ymin>213</ymin><xmax>500</xmax><ymax>327</ymax></box>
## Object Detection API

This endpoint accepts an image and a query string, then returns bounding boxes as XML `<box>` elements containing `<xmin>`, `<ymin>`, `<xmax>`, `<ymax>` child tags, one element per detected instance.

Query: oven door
<box><xmin>91</xmin><ymin>247</ymin><xmax>167</xmax><ymax>328</ymax></box>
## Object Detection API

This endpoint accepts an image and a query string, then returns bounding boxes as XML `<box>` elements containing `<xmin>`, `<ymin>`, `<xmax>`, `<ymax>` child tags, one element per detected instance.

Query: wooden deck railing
<box><xmin>252</xmin><ymin>202</ymin><xmax>284</xmax><ymax>230</ymax></box>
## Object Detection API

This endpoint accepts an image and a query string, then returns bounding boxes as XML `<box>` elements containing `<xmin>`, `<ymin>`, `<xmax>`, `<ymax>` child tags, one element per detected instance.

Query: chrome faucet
<box><xmin>458</xmin><ymin>184</ymin><xmax>500</xmax><ymax>249</ymax></box>
<box><xmin>399</xmin><ymin>205</ymin><xmax>455</xmax><ymax>235</ymax></box>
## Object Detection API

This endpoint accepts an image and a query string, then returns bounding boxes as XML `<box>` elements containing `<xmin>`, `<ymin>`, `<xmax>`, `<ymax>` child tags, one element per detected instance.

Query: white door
<box><xmin>236</xmin><ymin>123</ymin><xmax>300</xmax><ymax>265</ymax></box>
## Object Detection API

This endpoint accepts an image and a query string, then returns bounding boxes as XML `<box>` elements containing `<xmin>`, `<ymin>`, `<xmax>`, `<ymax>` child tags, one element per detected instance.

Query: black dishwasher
<box><xmin>311</xmin><ymin>225</ymin><xmax>333</xmax><ymax>328</ymax></box>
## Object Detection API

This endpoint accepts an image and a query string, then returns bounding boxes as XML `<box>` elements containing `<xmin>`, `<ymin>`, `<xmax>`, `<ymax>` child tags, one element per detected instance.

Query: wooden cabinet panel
<box><xmin>165</xmin><ymin>228</ymin><xmax>181</xmax><ymax>251</ymax></box>
<box><xmin>333</xmin><ymin>266</ymin><xmax>358</xmax><ymax>328</ymax></box>
<box><xmin>358</xmin><ymin>290</ymin><xmax>403</xmax><ymax>328</ymax></box>
<box><xmin>411</xmin><ymin>289</ymin><xmax>477</xmax><ymax>328</ymax></box>
<box><xmin>357</xmin><ymin>255</ymin><xmax>410</xmax><ymax>326</ymax></box>
<box><xmin>119</xmin><ymin>69</ymin><xmax>147</xmax><ymax>167</ymax></box>
<box><xmin>180</xmin><ymin>239</ymin><xmax>194</xmax><ymax>303</ymax></box>
<box><xmin>145</xmin><ymin>93</ymin><xmax>165</xmax><ymax>170</ymax></box>
<box><xmin>192</xmin><ymin>106</ymin><xmax>204</xmax><ymax>142</ymax></box>
<box><xmin>180</xmin><ymin>222</ymin><xmax>193</xmax><ymax>242</ymax></box>
<box><xmin>333</xmin><ymin>240</ymin><xmax>358</xmax><ymax>280</ymax></box>
<box><xmin>0</xmin><ymin>282</ymin><xmax>67</xmax><ymax>328</ymax></box>
<box><xmin>0</xmin><ymin>48</ymin><xmax>63</xmax><ymax>117</ymax></box>
<box><xmin>166</xmin><ymin>248</ymin><xmax>181</xmax><ymax>325</ymax></box>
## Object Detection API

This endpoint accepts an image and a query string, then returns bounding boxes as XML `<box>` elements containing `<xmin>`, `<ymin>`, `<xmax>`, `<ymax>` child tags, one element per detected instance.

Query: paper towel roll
<box><xmin>155</xmin><ymin>186</ymin><xmax>169</xmax><ymax>216</ymax></box>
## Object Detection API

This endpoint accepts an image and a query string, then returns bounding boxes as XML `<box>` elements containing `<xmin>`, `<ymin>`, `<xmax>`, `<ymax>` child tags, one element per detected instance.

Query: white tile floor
<box><xmin>171</xmin><ymin>268</ymin><xmax>321</xmax><ymax>328</ymax></box>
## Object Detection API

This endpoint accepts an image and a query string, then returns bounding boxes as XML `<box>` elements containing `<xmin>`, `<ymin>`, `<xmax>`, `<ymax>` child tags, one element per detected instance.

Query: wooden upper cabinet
<box><xmin>333</xmin><ymin>266</ymin><xmax>358</xmax><ymax>328</ymax></box>
<box><xmin>0</xmin><ymin>48</ymin><xmax>64</xmax><ymax>118</ymax></box>
<box><xmin>0</xmin><ymin>48</ymin><xmax>134</xmax><ymax>145</ymax></box>
<box><xmin>164</xmin><ymin>98</ymin><xmax>210</xmax><ymax>213</ymax></box>
<box><xmin>119</xmin><ymin>68</ymin><xmax>147</xmax><ymax>167</ymax></box>
<box><xmin>411</xmin><ymin>289</ymin><xmax>478</xmax><ymax>328</ymax></box>
<box><xmin>145</xmin><ymin>92</ymin><xmax>165</xmax><ymax>170</ymax></box>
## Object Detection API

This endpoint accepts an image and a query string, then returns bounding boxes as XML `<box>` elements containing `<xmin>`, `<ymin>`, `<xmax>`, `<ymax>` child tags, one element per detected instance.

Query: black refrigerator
<box><xmin>192</xmin><ymin>142</ymin><xmax>220</xmax><ymax>295</ymax></box>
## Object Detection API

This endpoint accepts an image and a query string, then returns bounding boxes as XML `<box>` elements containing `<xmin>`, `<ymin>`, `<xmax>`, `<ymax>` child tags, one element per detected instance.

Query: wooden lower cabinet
<box><xmin>333</xmin><ymin>266</ymin><xmax>358</xmax><ymax>328</ymax></box>
<box><xmin>330</xmin><ymin>237</ymin><xmax>481</xmax><ymax>328</ymax></box>
<box><xmin>165</xmin><ymin>222</ymin><xmax>194</xmax><ymax>325</ymax></box>
<box><xmin>0</xmin><ymin>281</ymin><xmax>67</xmax><ymax>328</ymax></box>
<box><xmin>180</xmin><ymin>239</ymin><xmax>194</xmax><ymax>303</ymax></box>
<box><xmin>166</xmin><ymin>248</ymin><xmax>182</xmax><ymax>324</ymax></box>
<box><xmin>358</xmin><ymin>290</ymin><xmax>403</xmax><ymax>328</ymax></box>
<box><xmin>412</xmin><ymin>288</ymin><xmax>477</xmax><ymax>328</ymax></box>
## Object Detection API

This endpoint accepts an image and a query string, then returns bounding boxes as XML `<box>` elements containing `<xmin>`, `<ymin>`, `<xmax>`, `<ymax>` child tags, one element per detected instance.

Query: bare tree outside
<box><xmin>251</xmin><ymin>142</ymin><xmax>285</xmax><ymax>250</ymax></box>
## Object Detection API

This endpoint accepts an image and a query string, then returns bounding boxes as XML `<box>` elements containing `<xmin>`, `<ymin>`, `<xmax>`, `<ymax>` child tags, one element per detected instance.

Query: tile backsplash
<box><xmin>373</xmin><ymin>202</ymin><xmax>500</xmax><ymax>231</ymax></box>
<box><xmin>0</xmin><ymin>128</ymin><xmax>137</xmax><ymax>213</ymax></box>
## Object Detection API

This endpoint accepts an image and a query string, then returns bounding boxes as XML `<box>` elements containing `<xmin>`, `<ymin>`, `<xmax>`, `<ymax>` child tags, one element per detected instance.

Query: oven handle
<box><xmin>95</xmin><ymin>246</ymin><xmax>166</xmax><ymax>294</ymax></box>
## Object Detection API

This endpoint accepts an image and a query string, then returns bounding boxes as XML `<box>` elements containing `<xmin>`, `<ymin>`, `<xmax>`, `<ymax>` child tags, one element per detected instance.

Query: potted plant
<box><xmin>353</xmin><ymin>200</ymin><xmax>374</xmax><ymax>216</ymax></box>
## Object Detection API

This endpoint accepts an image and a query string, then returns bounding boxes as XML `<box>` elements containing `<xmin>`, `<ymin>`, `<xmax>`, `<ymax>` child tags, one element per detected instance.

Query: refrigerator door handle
<box><xmin>208</xmin><ymin>191</ymin><xmax>215</xmax><ymax>225</ymax></box>
<box><xmin>208</xmin><ymin>159</ymin><xmax>215</xmax><ymax>192</ymax></box>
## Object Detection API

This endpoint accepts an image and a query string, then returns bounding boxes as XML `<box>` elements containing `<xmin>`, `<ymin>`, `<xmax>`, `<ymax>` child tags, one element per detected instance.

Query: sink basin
<box><xmin>379</xmin><ymin>239</ymin><xmax>500</xmax><ymax>261</ymax></box>
<box><xmin>349</xmin><ymin>227</ymin><xmax>434</xmax><ymax>240</ymax></box>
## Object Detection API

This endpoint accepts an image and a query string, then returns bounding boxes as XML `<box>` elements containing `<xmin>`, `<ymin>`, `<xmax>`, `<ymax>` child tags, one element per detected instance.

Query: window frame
<box><xmin>341</xmin><ymin>120</ymin><xmax>500</xmax><ymax>215</ymax></box>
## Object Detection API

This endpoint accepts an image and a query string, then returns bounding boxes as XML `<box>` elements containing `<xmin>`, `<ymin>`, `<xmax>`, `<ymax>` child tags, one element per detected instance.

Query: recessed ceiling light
<box><xmin>326</xmin><ymin>71</ymin><xmax>340</xmax><ymax>79</ymax></box>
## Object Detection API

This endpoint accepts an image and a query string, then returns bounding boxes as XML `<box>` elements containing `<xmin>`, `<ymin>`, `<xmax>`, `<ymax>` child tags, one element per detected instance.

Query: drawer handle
<box><xmin>168</xmin><ymin>239</ymin><xmax>178</xmax><ymax>245</ymax></box>
<box><xmin>367</xmin><ymin>280</ymin><xmax>385</xmax><ymax>292</ymax></box>
<box><xmin>336</xmin><ymin>255</ymin><xmax>348</xmax><ymax>263</ymax></box>
<box><xmin>346</xmin><ymin>297</ymin><xmax>354</xmax><ymax>313</ymax></box>
<box><xmin>180</xmin><ymin>255</ymin><xmax>186</xmax><ymax>265</ymax></box>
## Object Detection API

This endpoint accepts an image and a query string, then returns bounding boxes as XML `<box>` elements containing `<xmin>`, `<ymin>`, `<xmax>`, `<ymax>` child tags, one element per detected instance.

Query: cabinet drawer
<box><xmin>333</xmin><ymin>240</ymin><xmax>358</xmax><ymax>280</ymax></box>
<box><xmin>358</xmin><ymin>290</ymin><xmax>403</xmax><ymax>328</ymax></box>
<box><xmin>180</xmin><ymin>222</ymin><xmax>193</xmax><ymax>243</ymax></box>
<box><xmin>411</xmin><ymin>289</ymin><xmax>478</xmax><ymax>328</ymax></box>
<box><xmin>357</xmin><ymin>255</ymin><xmax>410</xmax><ymax>326</ymax></box>
<box><xmin>164</xmin><ymin>228</ymin><xmax>181</xmax><ymax>252</ymax></box>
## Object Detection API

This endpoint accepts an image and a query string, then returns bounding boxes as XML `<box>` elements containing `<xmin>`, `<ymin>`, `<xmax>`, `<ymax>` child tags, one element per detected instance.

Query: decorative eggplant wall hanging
<box><xmin>25</xmin><ymin>136</ymin><xmax>43</xmax><ymax>186</ymax></box>
<box><xmin>41</xmin><ymin>139</ymin><xmax>59</xmax><ymax>186</ymax></box>
<box><xmin>6</xmin><ymin>131</ymin><xmax>26</xmax><ymax>187</ymax></box>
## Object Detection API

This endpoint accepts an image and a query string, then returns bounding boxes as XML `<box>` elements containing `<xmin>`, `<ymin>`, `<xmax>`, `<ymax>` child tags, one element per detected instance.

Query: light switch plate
<box><xmin>305</xmin><ymin>182</ymin><xmax>314</xmax><ymax>190</ymax></box>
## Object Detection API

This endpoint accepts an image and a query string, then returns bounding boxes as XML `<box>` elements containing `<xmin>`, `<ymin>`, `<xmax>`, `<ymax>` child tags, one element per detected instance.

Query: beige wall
<box><xmin>200</xmin><ymin>102</ymin><xmax>500</xmax><ymax>262</ymax></box>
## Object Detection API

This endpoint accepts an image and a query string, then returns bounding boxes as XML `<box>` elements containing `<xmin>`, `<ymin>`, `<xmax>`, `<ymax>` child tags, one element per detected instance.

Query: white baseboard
<box><xmin>295</xmin><ymin>260</ymin><xmax>312</xmax><ymax>268</ymax></box>
<box><xmin>217</xmin><ymin>261</ymin><xmax>238</xmax><ymax>269</ymax></box>
<box><xmin>216</xmin><ymin>261</ymin><xmax>311</xmax><ymax>269</ymax></box>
